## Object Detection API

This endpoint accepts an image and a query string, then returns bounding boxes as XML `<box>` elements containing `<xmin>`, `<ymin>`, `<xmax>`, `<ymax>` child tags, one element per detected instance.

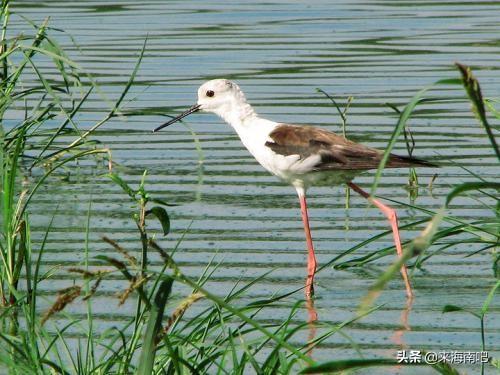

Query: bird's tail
<box><xmin>386</xmin><ymin>154</ymin><xmax>437</xmax><ymax>168</ymax></box>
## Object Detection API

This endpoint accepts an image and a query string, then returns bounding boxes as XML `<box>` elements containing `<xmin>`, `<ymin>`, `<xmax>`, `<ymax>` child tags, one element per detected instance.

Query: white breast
<box><xmin>233</xmin><ymin>118</ymin><xmax>279</xmax><ymax>171</ymax></box>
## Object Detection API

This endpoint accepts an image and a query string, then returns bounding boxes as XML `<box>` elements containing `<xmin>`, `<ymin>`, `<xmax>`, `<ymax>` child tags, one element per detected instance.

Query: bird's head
<box><xmin>154</xmin><ymin>79</ymin><xmax>252</xmax><ymax>132</ymax></box>
<box><xmin>197</xmin><ymin>79</ymin><xmax>244</xmax><ymax>114</ymax></box>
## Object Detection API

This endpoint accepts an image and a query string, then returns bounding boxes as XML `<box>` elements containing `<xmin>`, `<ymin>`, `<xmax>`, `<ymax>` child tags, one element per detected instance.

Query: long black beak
<box><xmin>153</xmin><ymin>104</ymin><xmax>201</xmax><ymax>132</ymax></box>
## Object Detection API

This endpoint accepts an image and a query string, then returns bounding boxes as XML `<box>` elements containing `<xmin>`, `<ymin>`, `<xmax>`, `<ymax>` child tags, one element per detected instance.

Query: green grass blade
<box><xmin>107</xmin><ymin>173</ymin><xmax>137</xmax><ymax>200</ymax></box>
<box><xmin>146</xmin><ymin>206</ymin><xmax>170</xmax><ymax>236</ymax></box>
<box><xmin>301</xmin><ymin>358</ymin><xmax>460</xmax><ymax>374</ymax></box>
<box><xmin>111</xmin><ymin>36</ymin><xmax>147</xmax><ymax>115</ymax></box>
<box><xmin>172</xmin><ymin>273</ymin><xmax>314</xmax><ymax>365</ymax></box>
<box><xmin>480</xmin><ymin>280</ymin><xmax>500</xmax><ymax>317</ymax></box>
<box><xmin>456</xmin><ymin>63</ymin><xmax>500</xmax><ymax>160</ymax></box>
<box><xmin>137</xmin><ymin>278</ymin><xmax>173</xmax><ymax>375</ymax></box>
<box><xmin>445</xmin><ymin>182</ymin><xmax>500</xmax><ymax>207</ymax></box>
<box><xmin>370</xmin><ymin>76</ymin><xmax>462</xmax><ymax>196</ymax></box>
<box><xmin>301</xmin><ymin>358</ymin><xmax>401</xmax><ymax>373</ymax></box>
<box><xmin>370</xmin><ymin>88</ymin><xmax>429</xmax><ymax>196</ymax></box>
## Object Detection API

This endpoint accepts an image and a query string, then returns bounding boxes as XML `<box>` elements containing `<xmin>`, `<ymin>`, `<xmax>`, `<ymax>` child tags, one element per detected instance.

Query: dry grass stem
<box><xmin>148</xmin><ymin>239</ymin><xmax>172</xmax><ymax>265</ymax></box>
<box><xmin>102</xmin><ymin>236</ymin><xmax>138</xmax><ymax>268</ymax></box>
<box><xmin>83</xmin><ymin>277</ymin><xmax>104</xmax><ymax>301</ymax></box>
<box><xmin>117</xmin><ymin>275</ymin><xmax>149</xmax><ymax>305</ymax></box>
<box><xmin>41</xmin><ymin>285</ymin><xmax>81</xmax><ymax>325</ymax></box>
<box><xmin>161</xmin><ymin>292</ymin><xmax>204</xmax><ymax>335</ymax></box>
<box><xmin>67</xmin><ymin>267</ymin><xmax>112</xmax><ymax>279</ymax></box>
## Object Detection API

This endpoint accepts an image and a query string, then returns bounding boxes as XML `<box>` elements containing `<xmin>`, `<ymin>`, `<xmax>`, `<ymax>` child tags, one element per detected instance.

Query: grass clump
<box><xmin>20</xmin><ymin>170</ymin><xmax>375</xmax><ymax>374</ymax></box>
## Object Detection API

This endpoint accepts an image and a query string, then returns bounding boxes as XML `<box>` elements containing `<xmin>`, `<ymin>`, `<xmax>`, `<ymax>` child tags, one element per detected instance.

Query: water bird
<box><xmin>154</xmin><ymin>79</ymin><xmax>435</xmax><ymax>298</ymax></box>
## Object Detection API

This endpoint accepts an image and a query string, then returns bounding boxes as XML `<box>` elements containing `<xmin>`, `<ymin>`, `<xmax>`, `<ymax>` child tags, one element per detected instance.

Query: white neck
<box><xmin>219</xmin><ymin>102</ymin><xmax>257</xmax><ymax>127</ymax></box>
<box><xmin>211</xmin><ymin>88</ymin><xmax>258</xmax><ymax>128</ymax></box>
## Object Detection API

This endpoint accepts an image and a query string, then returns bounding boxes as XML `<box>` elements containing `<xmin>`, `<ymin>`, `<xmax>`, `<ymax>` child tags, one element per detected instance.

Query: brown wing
<box><xmin>265</xmin><ymin>124</ymin><xmax>434</xmax><ymax>171</ymax></box>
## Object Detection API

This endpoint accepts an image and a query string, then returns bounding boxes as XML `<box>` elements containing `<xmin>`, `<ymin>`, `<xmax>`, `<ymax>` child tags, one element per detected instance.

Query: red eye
<box><xmin>206</xmin><ymin>90</ymin><xmax>215</xmax><ymax>97</ymax></box>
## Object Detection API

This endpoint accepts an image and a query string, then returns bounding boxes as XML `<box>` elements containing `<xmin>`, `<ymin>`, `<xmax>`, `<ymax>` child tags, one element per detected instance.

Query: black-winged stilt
<box><xmin>154</xmin><ymin>79</ymin><xmax>435</xmax><ymax>298</ymax></box>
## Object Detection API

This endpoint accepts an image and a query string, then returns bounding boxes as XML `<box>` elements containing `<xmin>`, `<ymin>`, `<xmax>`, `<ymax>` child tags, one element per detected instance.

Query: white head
<box><xmin>153</xmin><ymin>79</ymin><xmax>256</xmax><ymax>132</ymax></box>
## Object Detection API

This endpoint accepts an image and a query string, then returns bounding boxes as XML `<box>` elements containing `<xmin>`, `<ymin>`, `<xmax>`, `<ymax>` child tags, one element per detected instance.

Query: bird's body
<box><xmin>233</xmin><ymin>120</ymin><xmax>360</xmax><ymax>189</ymax></box>
<box><xmin>155</xmin><ymin>79</ymin><xmax>434</xmax><ymax>298</ymax></box>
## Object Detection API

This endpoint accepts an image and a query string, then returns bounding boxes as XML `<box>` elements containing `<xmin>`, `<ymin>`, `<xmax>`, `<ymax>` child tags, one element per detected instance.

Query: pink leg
<box><xmin>347</xmin><ymin>182</ymin><xmax>413</xmax><ymax>298</ymax></box>
<box><xmin>298</xmin><ymin>191</ymin><xmax>317</xmax><ymax>297</ymax></box>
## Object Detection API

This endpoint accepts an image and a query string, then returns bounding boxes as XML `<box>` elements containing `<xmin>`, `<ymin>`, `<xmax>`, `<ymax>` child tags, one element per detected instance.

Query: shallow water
<box><xmin>8</xmin><ymin>0</ymin><xmax>500</xmax><ymax>373</ymax></box>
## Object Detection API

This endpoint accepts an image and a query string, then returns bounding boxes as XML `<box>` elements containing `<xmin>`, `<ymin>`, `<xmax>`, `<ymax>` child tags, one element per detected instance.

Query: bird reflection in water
<box><xmin>305</xmin><ymin>296</ymin><xmax>318</xmax><ymax>358</ymax></box>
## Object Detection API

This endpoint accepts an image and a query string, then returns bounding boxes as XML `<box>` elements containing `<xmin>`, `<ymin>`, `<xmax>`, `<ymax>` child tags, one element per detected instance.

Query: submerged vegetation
<box><xmin>0</xmin><ymin>3</ymin><xmax>499</xmax><ymax>374</ymax></box>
